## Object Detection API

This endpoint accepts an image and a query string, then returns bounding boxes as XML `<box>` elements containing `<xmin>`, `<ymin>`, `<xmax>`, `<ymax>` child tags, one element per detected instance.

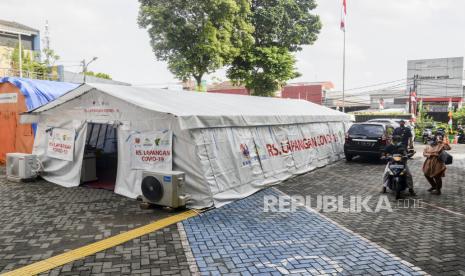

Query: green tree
<box><xmin>415</xmin><ymin>105</ymin><xmax>435</xmax><ymax>138</ymax></box>
<box><xmin>452</xmin><ymin>107</ymin><xmax>465</xmax><ymax>125</ymax></box>
<box><xmin>138</xmin><ymin>0</ymin><xmax>254</xmax><ymax>89</ymax></box>
<box><xmin>228</xmin><ymin>0</ymin><xmax>321</xmax><ymax>96</ymax></box>
<box><xmin>43</xmin><ymin>48</ymin><xmax>60</xmax><ymax>67</ymax></box>
<box><xmin>228</xmin><ymin>46</ymin><xmax>300</xmax><ymax>96</ymax></box>
<box><xmin>84</xmin><ymin>71</ymin><xmax>112</xmax><ymax>80</ymax></box>
<box><xmin>10</xmin><ymin>45</ymin><xmax>48</xmax><ymax>79</ymax></box>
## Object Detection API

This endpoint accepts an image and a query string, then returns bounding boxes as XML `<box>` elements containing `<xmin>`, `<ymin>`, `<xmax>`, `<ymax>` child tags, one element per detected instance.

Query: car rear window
<box><xmin>348</xmin><ymin>124</ymin><xmax>384</xmax><ymax>136</ymax></box>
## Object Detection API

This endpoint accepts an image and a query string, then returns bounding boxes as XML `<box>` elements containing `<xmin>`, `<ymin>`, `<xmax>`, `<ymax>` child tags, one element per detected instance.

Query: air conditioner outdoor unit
<box><xmin>6</xmin><ymin>153</ymin><xmax>37</xmax><ymax>182</ymax></box>
<box><xmin>141</xmin><ymin>170</ymin><xmax>187</xmax><ymax>208</ymax></box>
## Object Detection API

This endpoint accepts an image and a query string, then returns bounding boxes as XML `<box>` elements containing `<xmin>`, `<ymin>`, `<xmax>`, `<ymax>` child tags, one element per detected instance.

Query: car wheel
<box><xmin>345</xmin><ymin>154</ymin><xmax>353</xmax><ymax>161</ymax></box>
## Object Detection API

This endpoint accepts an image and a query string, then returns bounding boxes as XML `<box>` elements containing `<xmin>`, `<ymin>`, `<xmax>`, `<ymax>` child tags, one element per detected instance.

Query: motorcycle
<box><xmin>458</xmin><ymin>129</ymin><xmax>465</xmax><ymax>144</ymax></box>
<box><xmin>407</xmin><ymin>147</ymin><xmax>416</xmax><ymax>159</ymax></box>
<box><xmin>383</xmin><ymin>154</ymin><xmax>408</xmax><ymax>199</ymax></box>
<box><xmin>435</xmin><ymin>127</ymin><xmax>446</xmax><ymax>138</ymax></box>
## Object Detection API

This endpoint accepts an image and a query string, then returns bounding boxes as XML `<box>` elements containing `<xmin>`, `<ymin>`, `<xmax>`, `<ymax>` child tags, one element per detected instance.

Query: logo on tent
<box><xmin>143</xmin><ymin>138</ymin><xmax>153</xmax><ymax>147</ymax></box>
<box><xmin>240</xmin><ymin>144</ymin><xmax>251</xmax><ymax>159</ymax></box>
<box><xmin>154</xmin><ymin>137</ymin><xmax>170</xmax><ymax>146</ymax></box>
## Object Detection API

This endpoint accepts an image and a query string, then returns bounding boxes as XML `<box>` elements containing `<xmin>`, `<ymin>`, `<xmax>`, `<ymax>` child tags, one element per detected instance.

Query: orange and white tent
<box><xmin>0</xmin><ymin>77</ymin><xmax>78</xmax><ymax>163</ymax></box>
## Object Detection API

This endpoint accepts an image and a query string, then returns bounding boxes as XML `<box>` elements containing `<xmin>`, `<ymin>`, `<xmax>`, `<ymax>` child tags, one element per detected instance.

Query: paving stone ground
<box><xmin>40</xmin><ymin>224</ymin><xmax>191</xmax><ymax>276</ymax></box>
<box><xmin>182</xmin><ymin>188</ymin><xmax>425</xmax><ymax>275</ymax></box>
<box><xmin>278</xmin><ymin>143</ymin><xmax>465</xmax><ymax>276</ymax></box>
<box><xmin>1</xmin><ymin>143</ymin><xmax>464</xmax><ymax>275</ymax></box>
<box><xmin>0</xmin><ymin>166</ymin><xmax>185</xmax><ymax>274</ymax></box>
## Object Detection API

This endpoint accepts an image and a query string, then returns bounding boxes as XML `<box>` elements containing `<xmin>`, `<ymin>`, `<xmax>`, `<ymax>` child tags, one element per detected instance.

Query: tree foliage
<box><xmin>228</xmin><ymin>46</ymin><xmax>300</xmax><ymax>96</ymax></box>
<box><xmin>228</xmin><ymin>0</ymin><xmax>321</xmax><ymax>96</ymax></box>
<box><xmin>10</xmin><ymin>45</ymin><xmax>48</xmax><ymax>78</ymax></box>
<box><xmin>250</xmin><ymin>0</ymin><xmax>321</xmax><ymax>51</ymax></box>
<box><xmin>138</xmin><ymin>0</ymin><xmax>254</xmax><ymax>87</ymax></box>
<box><xmin>415</xmin><ymin>105</ymin><xmax>435</xmax><ymax>138</ymax></box>
<box><xmin>9</xmin><ymin>44</ymin><xmax>62</xmax><ymax>80</ymax></box>
<box><xmin>452</xmin><ymin>107</ymin><xmax>465</xmax><ymax>125</ymax></box>
<box><xmin>84</xmin><ymin>71</ymin><xmax>112</xmax><ymax>80</ymax></box>
<box><xmin>43</xmin><ymin>48</ymin><xmax>60</xmax><ymax>67</ymax></box>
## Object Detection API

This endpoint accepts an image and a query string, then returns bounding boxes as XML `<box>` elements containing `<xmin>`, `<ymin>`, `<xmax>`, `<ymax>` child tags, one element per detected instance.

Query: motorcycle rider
<box><xmin>393</xmin><ymin>119</ymin><xmax>413</xmax><ymax>149</ymax></box>
<box><xmin>382</xmin><ymin>135</ymin><xmax>416</xmax><ymax>196</ymax></box>
<box><xmin>458</xmin><ymin>125</ymin><xmax>465</xmax><ymax>144</ymax></box>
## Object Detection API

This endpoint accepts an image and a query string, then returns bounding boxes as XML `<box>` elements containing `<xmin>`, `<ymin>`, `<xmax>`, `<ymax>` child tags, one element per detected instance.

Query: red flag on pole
<box><xmin>340</xmin><ymin>0</ymin><xmax>347</xmax><ymax>31</ymax></box>
<box><xmin>379</xmin><ymin>98</ymin><xmax>384</xmax><ymax>110</ymax></box>
<box><xmin>410</xmin><ymin>91</ymin><xmax>417</xmax><ymax>103</ymax></box>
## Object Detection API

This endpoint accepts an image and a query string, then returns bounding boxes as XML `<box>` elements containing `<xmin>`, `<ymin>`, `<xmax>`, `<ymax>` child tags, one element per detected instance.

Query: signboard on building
<box><xmin>407</xmin><ymin>57</ymin><xmax>464</xmax><ymax>98</ymax></box>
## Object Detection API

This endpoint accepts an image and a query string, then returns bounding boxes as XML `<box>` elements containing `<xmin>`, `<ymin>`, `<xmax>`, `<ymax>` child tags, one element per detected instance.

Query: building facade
<box><xmin>281</xmin><ymin>82</ymin><xmax>333</xmax><ymax>105</ymax></box>
<box><xmin>207</xmin><ymin>81</ymin><xmax>334</xmax><ymax>105</ymax></box>
<box><xmin>207</xmin><ymin>81</ymin><xmax>249</xmax><ymax>95</ymax></box>
<box><xmin>369</xmin><ymin>89</ymin><xmax>408</xmax><ymax>111</ymax></box>
<box><xmin>0</xmin><ymin>19</ymin><xmax>40</xmax><ymax>76</ymax></box>
<box><xmin>407</xmin><ymin>57</ymin><xmax>465</xmax><ymax>121</ymax></box>
<box><xmin>407</xmin><ymin>57</ymin><xmax>464</xmax><ymax>99</ymax></box>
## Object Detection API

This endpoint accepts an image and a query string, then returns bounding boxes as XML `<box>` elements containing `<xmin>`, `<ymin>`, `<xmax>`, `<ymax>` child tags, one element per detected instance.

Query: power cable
<box><xmin>340</xmin><ymin>78</ymin><xmax>408</xmax><ymax>92</ymax></box>
<box><xmin>329</xmin><ymin>81</ymin><xmax>414</xmax><ymax>101</ymax></box>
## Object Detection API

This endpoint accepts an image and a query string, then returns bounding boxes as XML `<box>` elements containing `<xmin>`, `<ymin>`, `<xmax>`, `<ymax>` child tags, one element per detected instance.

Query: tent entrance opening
<box><xmin>81</xmin><ymin>123</ymin><xmax>118</xmax><ymax>191</ymax></box>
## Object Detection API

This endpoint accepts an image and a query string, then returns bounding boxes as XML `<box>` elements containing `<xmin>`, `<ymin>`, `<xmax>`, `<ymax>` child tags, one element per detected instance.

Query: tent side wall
<box><xmin>0</xmin><ymin>82</ymin><xmax>34</xmax><ymax>163</ymax></box>
<box><xmin>190</xmin><ymin>120</ymin><xmax>350</xmax><ymax>207</ymax></box>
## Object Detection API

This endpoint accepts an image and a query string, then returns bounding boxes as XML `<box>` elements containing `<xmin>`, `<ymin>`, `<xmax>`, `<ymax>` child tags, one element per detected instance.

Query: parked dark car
<box><xmin>344</xmin><ymin>122</ymin><xmax>394</xmax><ymax>161</ymax></box>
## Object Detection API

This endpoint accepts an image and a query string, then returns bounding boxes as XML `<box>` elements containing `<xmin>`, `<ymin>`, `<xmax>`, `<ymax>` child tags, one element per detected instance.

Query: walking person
<box><xmin>423</xmin><ymin>134</ymin><xmax>451</xmax><ymax>195</ymax></box>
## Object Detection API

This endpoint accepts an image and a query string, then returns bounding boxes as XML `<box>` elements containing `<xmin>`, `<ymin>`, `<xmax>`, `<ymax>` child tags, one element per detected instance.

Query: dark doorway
<box><xmin>81</xmin><ymin>123</ymin><xmax>118</xmax><ymax>191</ymax></box>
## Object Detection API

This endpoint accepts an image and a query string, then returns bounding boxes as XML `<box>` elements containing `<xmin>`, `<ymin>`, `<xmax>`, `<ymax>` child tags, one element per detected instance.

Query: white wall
<box><xmin>407</xmin><ymin>57</ymin><xmax>464</xmax><ymax>98</ymax></box>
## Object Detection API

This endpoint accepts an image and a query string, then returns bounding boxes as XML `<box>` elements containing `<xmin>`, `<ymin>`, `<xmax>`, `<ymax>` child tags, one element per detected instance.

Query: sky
<box><xmin>1</xmin><ymin>0</ymin><xmax>465</xmax><ymax>90</ymax></box>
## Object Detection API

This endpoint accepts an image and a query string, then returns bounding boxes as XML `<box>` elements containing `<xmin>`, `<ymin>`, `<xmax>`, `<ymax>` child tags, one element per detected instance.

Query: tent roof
<box><xmin>29</xmin><ymin>83</ymin><xmax>350</xmax><ymax>129</ymax></box>
<box><xmin>0</xmin><ymin>77</ymin><xmax>79</xmax><ymax>111</ymax></box>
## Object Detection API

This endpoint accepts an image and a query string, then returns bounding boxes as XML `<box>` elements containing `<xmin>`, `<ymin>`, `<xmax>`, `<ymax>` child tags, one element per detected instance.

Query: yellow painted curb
<box><xmin>2</xmin><ymin>210</ymin><xmax>198</xmax><ymax>276</ymax></box>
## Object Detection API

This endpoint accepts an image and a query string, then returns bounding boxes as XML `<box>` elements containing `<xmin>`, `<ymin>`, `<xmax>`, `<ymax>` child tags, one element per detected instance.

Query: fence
<box><xmin>354</xmin><ymin>114</ymin><xmax>413</xmax><ymax>123</ymax></box>
<box><xmin>0</xmin><ymin>68</ymin><xmax>59</xmax><ymax>81</ymax></box>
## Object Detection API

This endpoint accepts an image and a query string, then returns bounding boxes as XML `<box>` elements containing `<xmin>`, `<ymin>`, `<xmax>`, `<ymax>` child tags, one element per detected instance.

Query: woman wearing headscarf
<box><xmin>423</xmin><ymin>134</ymin><xmax>451</xmax><ymax>195</ymax></box>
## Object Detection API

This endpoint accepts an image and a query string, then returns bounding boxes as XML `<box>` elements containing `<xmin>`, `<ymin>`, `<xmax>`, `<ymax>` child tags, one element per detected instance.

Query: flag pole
<box><xmin>340</xmin><ymin>0</ymin><xmax>347</xmax><ymax>113</ymax></box>
<box><xmin>342</xmin><ymin>29</ymin><xmax>346</xmax><ymax>113</ymax></box>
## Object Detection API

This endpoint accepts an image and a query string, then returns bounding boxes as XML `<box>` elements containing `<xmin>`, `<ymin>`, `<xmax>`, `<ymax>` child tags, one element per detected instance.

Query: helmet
<box><xmin>435</xmin><ymin>129</ymin><xmax>445</xmax><ymax>138</ymax></box>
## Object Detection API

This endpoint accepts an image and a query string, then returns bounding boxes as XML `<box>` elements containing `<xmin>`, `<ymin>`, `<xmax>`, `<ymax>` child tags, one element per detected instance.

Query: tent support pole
<box><xmin>94</xmin><ymin>124</ymin><xmax>102</xmax><ymax>148</ymax></box>
<box><xmin>102</xmin><ymin>124</ymin><xmax>109</xmax><ymax>149</ymax></box>
<box><xmin>86</xmin><ymin>123</ymin><xmax>94</xmax><ymax>145</ymax></box>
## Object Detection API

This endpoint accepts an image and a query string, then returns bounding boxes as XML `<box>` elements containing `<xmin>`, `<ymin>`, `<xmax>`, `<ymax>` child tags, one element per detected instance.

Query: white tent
<box><xmin>23</xmin><ymin>83</ymin><xmax>351</xmax><ymax>208</ymax></box>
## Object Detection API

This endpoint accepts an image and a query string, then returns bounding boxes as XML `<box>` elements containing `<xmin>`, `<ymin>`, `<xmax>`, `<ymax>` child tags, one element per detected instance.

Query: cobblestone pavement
<box><xmin>182</xmin><ymin>188</ymin><xmax>426</xmax><ymax>275</ymax></box>
<box><xmin>1</xmin><ymin>144</ymin><xmax>463</xmax><ymax>275</ymax></box>
<box><xmin>278</xmin><ymin>143</ymin><xmax>465</xmax><ymax>276</ymax></box>
<box><xmin>39</xmin><ymin>224</ymin><xmax>191</xmax><ymax>276</ymax></box>
<box><xmin>0</xmin><ymin>166</ymin><xmax>185</xmax><ymax>274</ymax></box>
